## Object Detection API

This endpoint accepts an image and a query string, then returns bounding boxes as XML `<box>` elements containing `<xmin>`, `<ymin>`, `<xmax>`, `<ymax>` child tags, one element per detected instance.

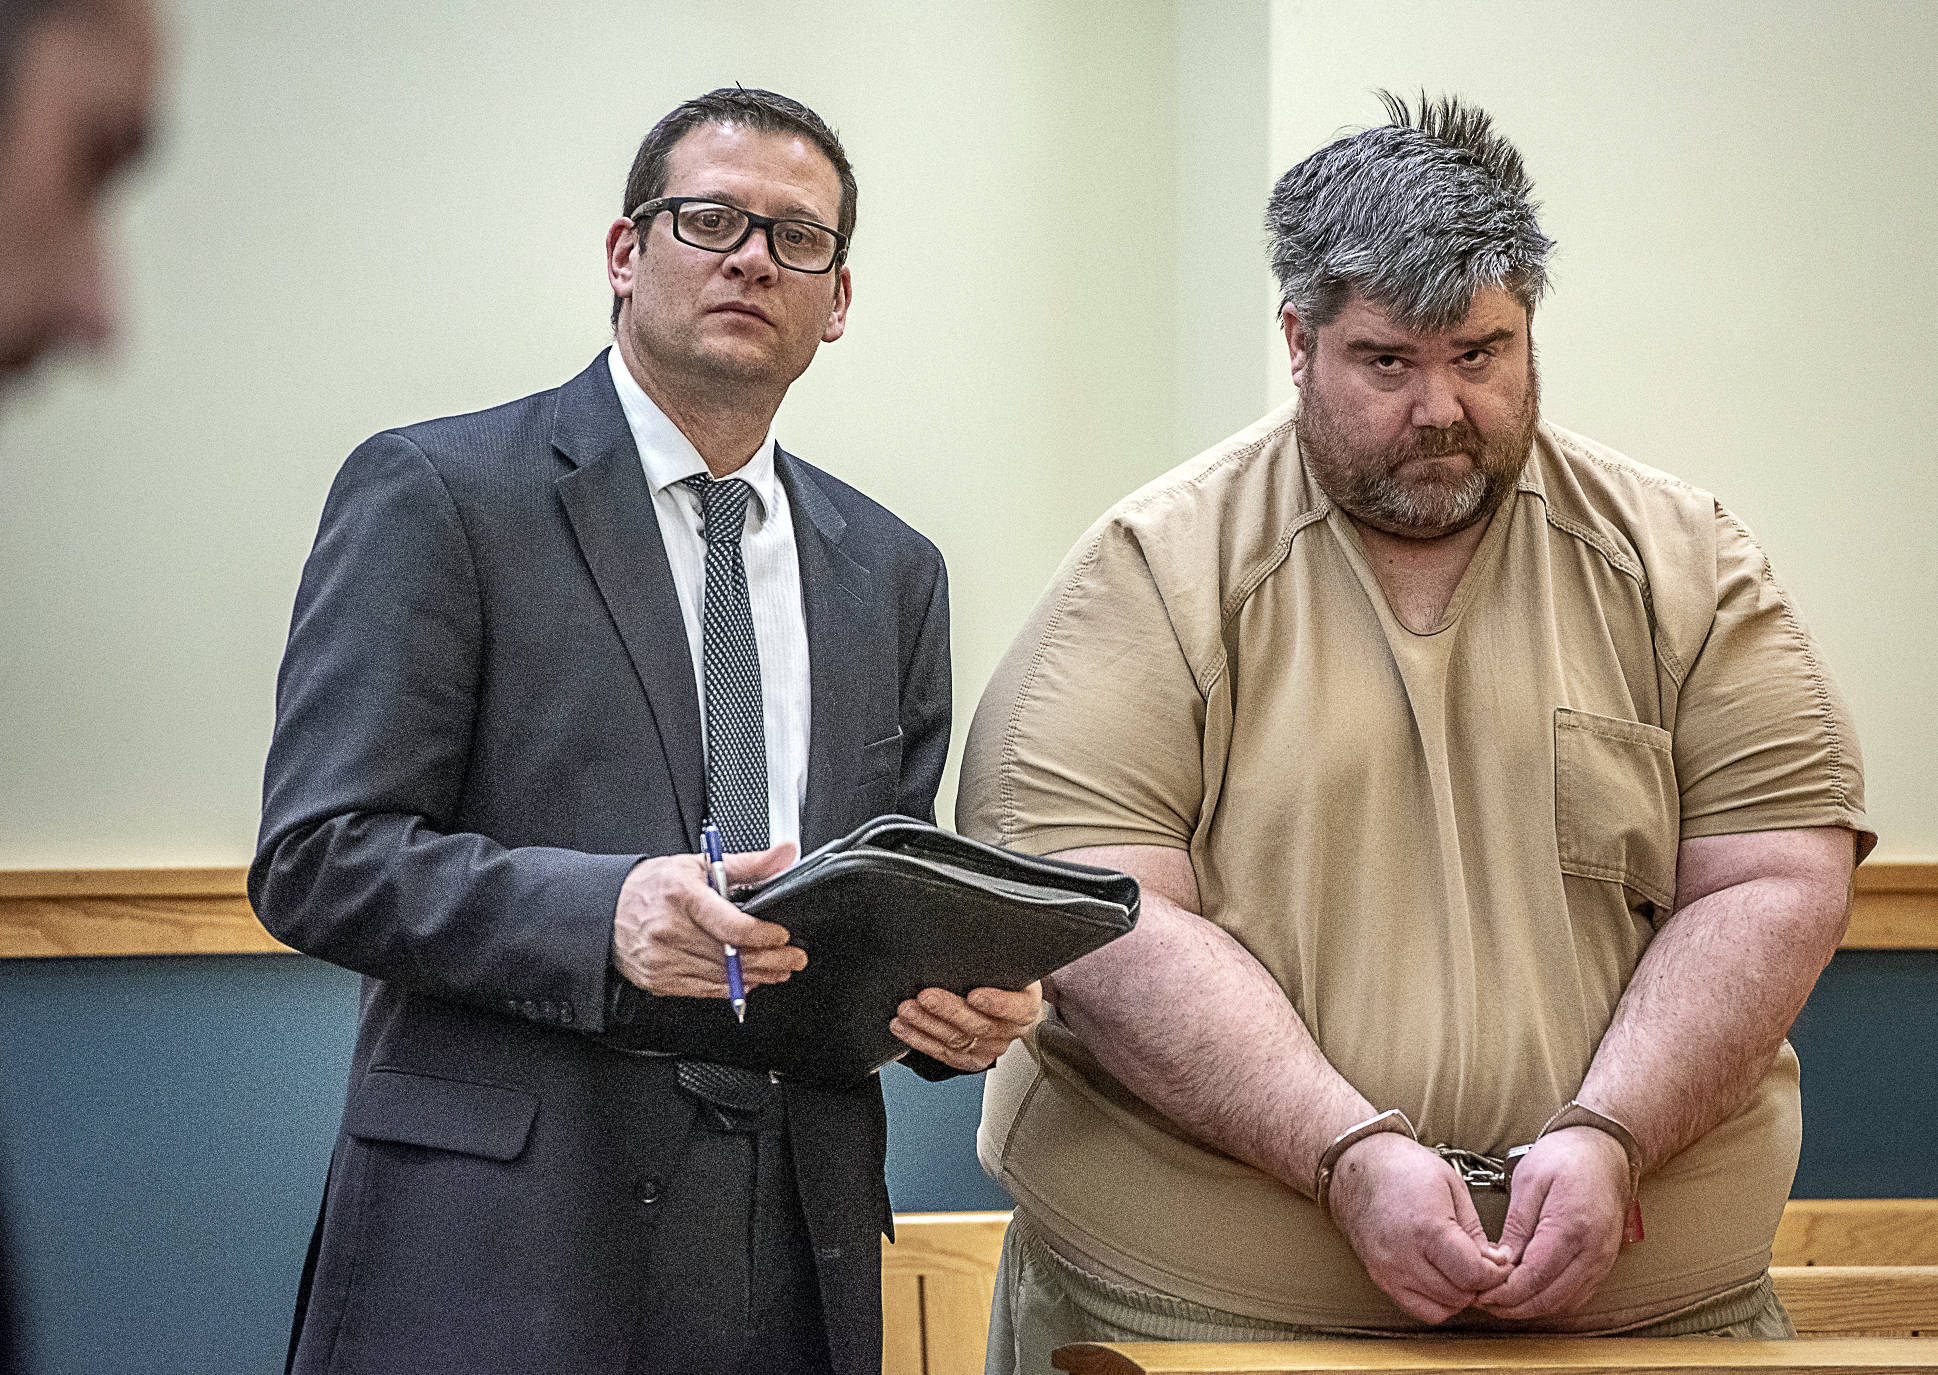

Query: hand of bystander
<box><xmin>891</xmin><ymin>982</ymin><xmax>1043</xmax><ymax>1073</ymax></box>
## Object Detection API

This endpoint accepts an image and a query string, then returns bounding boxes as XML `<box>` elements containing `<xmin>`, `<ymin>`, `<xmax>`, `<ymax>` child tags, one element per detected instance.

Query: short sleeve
<box><xmin>958</xmin><ymin>520</ymin><xmax>1209</xmax><ymax>857</ymax></box>
<box><xmin>1673</xmin><ymin>505</ymin><xmax>1876</xmax><ymax>860</ymax></box>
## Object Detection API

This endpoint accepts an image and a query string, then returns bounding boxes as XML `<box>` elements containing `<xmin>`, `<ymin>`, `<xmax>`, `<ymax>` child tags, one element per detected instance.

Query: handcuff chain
<box><xmin>1432</xmin><ymin>1144</ymin><xmax>1511</xmax><ymax>1192</ymax></box>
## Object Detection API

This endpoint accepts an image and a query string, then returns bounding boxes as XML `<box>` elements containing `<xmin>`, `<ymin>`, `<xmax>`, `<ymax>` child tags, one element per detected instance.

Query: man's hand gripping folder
<box><xmin>609</xmin><ymin>815</ymin><xmax>1139</xmax><ymax>1084</ymax></box>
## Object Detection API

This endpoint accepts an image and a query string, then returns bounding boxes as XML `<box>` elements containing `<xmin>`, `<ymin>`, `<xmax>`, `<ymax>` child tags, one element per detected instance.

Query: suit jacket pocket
<box><xmin>345</xmin><ymin>1068</ymin><xmax>539</xmax><ymax>1162</ymax></box>
<box><xmin>860</xmin><ymin>727</ymin><xmax>903</xmax><ymax>778</ymax></box>
<box><xmin>851</xmin><ymin>729</ymin><xmax>904</xmax><ymax>822</ymax></box>
<box><xmin>1554</xmin><ymin>707</ymin><xmax>1678</xmax><ymax>911</ymax></box>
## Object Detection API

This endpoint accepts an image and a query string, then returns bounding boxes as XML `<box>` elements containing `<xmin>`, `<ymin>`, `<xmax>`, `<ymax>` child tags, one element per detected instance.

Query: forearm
<box><xmin>1049</xmin><ymin>845</ymin><xmax>1519</xmax><ymax>1324</ymax></box>
<box><xmin>1049</xmin><ymin>846</ymin><xmax>1374</xmax><ymax>1194</ymax></box>
<box><xmin>251</xmin><ymin>809</ymin><xmax>635</xmax><ymax>1031</ymax></box>
<box><xmin>1578</xmin><ymin>828</ymin><xmax>1854</xmax><ymax>1170</ymax></box>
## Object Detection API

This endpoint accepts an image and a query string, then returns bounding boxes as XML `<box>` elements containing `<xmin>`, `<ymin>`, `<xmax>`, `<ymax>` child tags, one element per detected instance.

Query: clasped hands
<box><xmin>613</xmin><ymin>842</ymin><xmax>1042</xmax><ymax>1072</ymax></box>
<box><xmin>1325</xmin><ymin>1125</ymin><xmax>1632</xmax><ymax>1325</ymax></box>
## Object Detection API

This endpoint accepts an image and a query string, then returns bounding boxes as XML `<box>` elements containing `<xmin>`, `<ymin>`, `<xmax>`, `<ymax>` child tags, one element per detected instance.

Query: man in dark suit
<box><xmin>251</xmin><ymin>87</ymin><xmax>1040</xmax><ymax>1375</ymax></box>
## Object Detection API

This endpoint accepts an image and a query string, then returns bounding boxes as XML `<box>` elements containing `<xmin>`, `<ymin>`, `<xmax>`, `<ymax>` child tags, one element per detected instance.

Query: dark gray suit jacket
<box><xmin>251</xmin><ymin>353</ymin><xmax>953</xmax><ymax>1375</ymax></box>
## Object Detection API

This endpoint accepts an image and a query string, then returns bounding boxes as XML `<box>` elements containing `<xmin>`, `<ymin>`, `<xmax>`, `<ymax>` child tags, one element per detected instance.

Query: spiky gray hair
<box><xmin>1266</xmin><ymin>91</ymin><xmax>1555</xmax><ymax>333</ymax></box>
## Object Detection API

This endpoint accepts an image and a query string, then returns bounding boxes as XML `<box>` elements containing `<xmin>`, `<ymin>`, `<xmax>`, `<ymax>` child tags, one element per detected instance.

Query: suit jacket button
<box><xmin>636</xmin><ymin>1178</ymin><xmax>662</xmax><ymax>1205</ymax></box>
<box><xmin>558</xmin><ymin>1002</ymin><xmax>574</xmax><ymax>1025</ymax></box>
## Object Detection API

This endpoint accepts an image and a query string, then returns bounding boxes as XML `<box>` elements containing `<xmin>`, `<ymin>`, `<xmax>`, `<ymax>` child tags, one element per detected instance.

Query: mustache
<box><xmin>1401</xmin><ymin>421</ymin><xmax>1486</xmax><ymax>459</ymax></box>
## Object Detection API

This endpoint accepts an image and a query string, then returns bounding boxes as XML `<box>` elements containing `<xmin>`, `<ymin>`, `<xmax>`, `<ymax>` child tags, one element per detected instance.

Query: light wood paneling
<box><xmin>0</xmin><ymin>867</ymin><xmax>249</xmax><ymax>899</ymax></box>
<box><xmin>1775</xmin><ymin>1266</ymin><xmax>1938</xmax><ymax>1337</ymax></box>
<box><xmin>882</xmin><ymin>1211</ymin><xmax>1011</xmax><ymax>1375</ymax></box>
<box><xmin>0</xmin><ymin>867</ymin><xmax>288</xmax><ymax>956</ymax></box>
<box><xmin>882</xmin><ymin>1271</ymin><xmax>926</xmax><ymax>1375</ymax></box>
<box><xmin>1049</xmin><ymin>1336</ymin><xmax>1938</xmax><ymax>1374</ymax></box>
<box><xmin>1848</xmin><ymin>864</ymin><xmax>1938</xmax><ymax>949</ymax></box>
<box><xmin>0</xmin><ymin>860</ymin><xmax>1932</xmax><ymax>958</ymax></box>
<box><xmin>1776</xmin><ymin>1200</ymin><xmax>1938</xmax><ymax>1268</ymax></box>
<box><xmin>888</xmin><ymin>1211</ymin><xmax>1938</xmax><ymax>1375</ymax></box>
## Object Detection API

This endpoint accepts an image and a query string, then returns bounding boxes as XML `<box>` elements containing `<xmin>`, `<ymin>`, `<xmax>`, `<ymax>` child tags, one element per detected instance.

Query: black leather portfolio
<box><xmin>607</xmin><ymin>815</ymin><xmax>1139</xmax><ymax>1084</ymax></box>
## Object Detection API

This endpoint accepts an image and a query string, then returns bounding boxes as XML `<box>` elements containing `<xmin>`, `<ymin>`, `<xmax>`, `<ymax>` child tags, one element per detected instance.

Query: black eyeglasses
<box><xmin>629</xmin><ymin>197</ymin><xmax>848</xmax><ymax>274</ymax></box>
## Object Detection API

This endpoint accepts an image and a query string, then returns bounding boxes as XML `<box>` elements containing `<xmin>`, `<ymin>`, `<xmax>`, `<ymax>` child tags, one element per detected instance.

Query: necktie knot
<box><xmin>680</xmin><ymin>473</ymin><xmax>754</xmax><ymax>547</ymax></box>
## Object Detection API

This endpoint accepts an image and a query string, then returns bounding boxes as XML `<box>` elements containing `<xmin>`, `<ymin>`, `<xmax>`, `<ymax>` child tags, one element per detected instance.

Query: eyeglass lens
<box><xmin>674</xmin><ymin>202</ymin><xmax>838</xmax><ymax>272</ymax></box>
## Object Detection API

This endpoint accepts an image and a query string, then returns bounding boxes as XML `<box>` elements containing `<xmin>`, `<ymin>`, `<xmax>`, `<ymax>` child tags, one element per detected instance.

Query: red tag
<box><xmin>1624</xmin><ymin>1199</ymin><xmax>1646</xmax><ymax>1245</ymax></box>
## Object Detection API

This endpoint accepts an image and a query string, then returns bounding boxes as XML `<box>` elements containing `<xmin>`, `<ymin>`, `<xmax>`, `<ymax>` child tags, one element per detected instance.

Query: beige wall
<box><xmin>2</xmin><ymin>0</ymin><xmax>1927</xmax><ymax>864</ymax></box>
<box><xmin>1270</xmin><ymin>0</ymin><xmax>1937</xmax><ymax>857</ymax></box>
<box><xmin>0</xmin><ymin>1</ymin><xmax>1230</xmax><ymax>863</ymax></box>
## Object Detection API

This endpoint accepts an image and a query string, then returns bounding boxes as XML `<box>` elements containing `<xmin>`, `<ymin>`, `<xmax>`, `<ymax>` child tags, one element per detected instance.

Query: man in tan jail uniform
<box><xmin>958</xmin><ymin>93</ymin><xmax>1874</xmax><ymax>1373</ymax></box>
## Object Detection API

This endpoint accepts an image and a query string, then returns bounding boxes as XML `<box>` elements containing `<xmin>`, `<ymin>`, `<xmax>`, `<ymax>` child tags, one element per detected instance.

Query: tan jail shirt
<box><xmin>958</xmin><ymin>399</ymin><xmax>1873</xmax><ymax>1332</ymax></box>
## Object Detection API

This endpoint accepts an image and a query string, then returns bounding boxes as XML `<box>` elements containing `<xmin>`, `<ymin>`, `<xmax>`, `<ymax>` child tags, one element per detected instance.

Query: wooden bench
<box><xmin>1047</xmin><ymin>1335</ymin><xmax>1938</xmax><ymax>1373</ymax></box>
<box><xmin>883</xmin><ymin>1204</ymin><xmax>1938</xmax><ymax>1374</ymax></box>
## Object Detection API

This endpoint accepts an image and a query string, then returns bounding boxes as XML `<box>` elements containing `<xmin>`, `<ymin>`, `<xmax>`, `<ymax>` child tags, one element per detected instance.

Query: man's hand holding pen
<box><xmin>613</xmin><ymin>842</ymin><xmax>806</xmax><ymax>999</ymax></box>
<box><xmin>614</xmin><ymin>836</ymin><xmax>1045</xmax><ymax>1073</ymax></box>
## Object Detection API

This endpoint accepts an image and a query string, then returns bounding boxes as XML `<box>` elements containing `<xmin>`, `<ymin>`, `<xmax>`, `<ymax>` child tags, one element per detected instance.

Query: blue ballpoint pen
<box><xmin>700</xmin><ymin>821</ymin><xmax>747</xmax><ymax>1023</ymax></box>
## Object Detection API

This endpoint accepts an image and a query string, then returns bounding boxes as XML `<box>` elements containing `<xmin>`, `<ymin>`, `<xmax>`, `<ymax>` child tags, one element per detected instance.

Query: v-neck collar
<box><xmin>1329</xmin><ymin>485</ymin><xmax>1522</xmax><ymax>640</ymax></box>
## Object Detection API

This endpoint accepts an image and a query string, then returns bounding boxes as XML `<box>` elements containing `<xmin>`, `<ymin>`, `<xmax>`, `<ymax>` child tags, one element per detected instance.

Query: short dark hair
<box><xmin>611</xmin><ymin>86</ymin><xmax>857</xmax><ymax>326</ymax></box>
<box><xmin>1265</xmin><ymin>90</ymin><xmax>1554</xmax><ymax>334</ymax></box>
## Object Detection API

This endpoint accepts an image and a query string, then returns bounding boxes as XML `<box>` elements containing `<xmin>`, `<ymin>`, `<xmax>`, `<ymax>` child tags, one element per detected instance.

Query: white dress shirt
<box><xmin>606</xmin><ymin>346</ymin><xmax>812</xmax><ymax>850</ymax></box>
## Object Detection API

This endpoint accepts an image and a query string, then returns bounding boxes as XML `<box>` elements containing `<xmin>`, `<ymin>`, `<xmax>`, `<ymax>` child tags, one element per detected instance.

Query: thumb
<box><xmin>1495</xmin><ymin>1171</ymin><xmax>1547</xmax><ymax>1264</ymax></box>
<box><xmin>723</xmin><ymin>840</ymin><xmax>797</xmax><ymax>885</ymax></box>
<box><xmin>1449</xmin><ymin>1176</ymin><xmax>1513</xmax><ymax>1269</ymax></box>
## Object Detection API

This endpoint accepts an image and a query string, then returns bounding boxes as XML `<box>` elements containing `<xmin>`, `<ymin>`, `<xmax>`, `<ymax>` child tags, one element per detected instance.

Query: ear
<box><xmin>820</xmin><ymin>263</ymin><xmax>853</xmax><ymax>345</ymax></box>
<box><xmin>1281</xmin><ymin>305</ymin><xmax>1313</xmax><ymax>387</ymax></box>
<box><xmin>605</xmin><ymin>217</ymin><xmax>640</xmax><ymax>302</ymax></box>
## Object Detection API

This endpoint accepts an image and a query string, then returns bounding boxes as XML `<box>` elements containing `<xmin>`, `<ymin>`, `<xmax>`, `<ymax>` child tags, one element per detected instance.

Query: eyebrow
<box><xmin>1341</xmin><ymin>327</ymin><xmax>1517</xmax><ymax>356</ymax></box>
<box><xmin>691</xmin><ymin>192</ymin><xmax>830</xmax><ymax>223</ymax></box>
<box><xmin>1448</xmin><ymin>327</ymin><xmax>1517</xmax><ymax>351</ymax></box>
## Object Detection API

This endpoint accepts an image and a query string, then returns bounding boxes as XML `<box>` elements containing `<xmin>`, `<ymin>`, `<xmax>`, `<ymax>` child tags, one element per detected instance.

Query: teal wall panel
<box><xmin>0</xmin><ymin>948</ymin><xmax>1928</xmax><ymax>1373</ymax></box>
<box><xmin>1</xmin><ymin>956</ymin><xmax>355</xmax><ymax>1375</ymax></box>
<box><xmin>1787</xmin><ymin>950</ymin><xmax>1938</xmax><ymax>1197</ymax></box>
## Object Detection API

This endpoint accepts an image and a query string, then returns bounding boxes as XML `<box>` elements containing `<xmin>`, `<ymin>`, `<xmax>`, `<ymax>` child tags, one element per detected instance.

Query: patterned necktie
<box><xmin>676</xmin><ymin>472</ymin><xmax>774</xmax><ymax>1115</ymax></box>
<box><xmin>679</xmin><ymin>472</ymin><xmax>770</xmax><ymax>853</ymax></box>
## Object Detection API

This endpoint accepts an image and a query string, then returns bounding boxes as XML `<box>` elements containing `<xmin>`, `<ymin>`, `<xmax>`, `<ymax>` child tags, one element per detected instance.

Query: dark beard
<box><xmin>1298</xmin><ymin>357</ymin><xmax>1539</xmax><ymax>539</ymax></box>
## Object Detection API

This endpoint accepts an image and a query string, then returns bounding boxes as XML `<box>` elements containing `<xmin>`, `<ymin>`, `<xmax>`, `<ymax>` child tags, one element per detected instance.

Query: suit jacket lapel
<box><xmin>779</xmin><ymin>448</ymin><xmax>873</xmax><ymax>851</ymax></box>
<box><xmin>552</xmin><ymin>354</ymin><xmax>706</xmax><ymax>842</ymax></box>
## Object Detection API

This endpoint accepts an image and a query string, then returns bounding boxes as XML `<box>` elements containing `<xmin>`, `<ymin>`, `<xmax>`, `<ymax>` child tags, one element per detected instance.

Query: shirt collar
<box><xmin>1516</xmin><ymin>423</ymin><xmax>1549</xmax><ymax>500</ymax></box>
<box><xmin>605</xmin><ymin>345</ymin><xmax>780</xmax><ymax>520</ymax></box>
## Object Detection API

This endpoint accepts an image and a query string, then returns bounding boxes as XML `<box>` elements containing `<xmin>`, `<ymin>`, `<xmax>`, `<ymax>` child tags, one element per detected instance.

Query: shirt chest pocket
<box><xmin>1553</xmin><ymin>707</ymin><xmax>1679</xmax><ymax>911</ymax></box>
